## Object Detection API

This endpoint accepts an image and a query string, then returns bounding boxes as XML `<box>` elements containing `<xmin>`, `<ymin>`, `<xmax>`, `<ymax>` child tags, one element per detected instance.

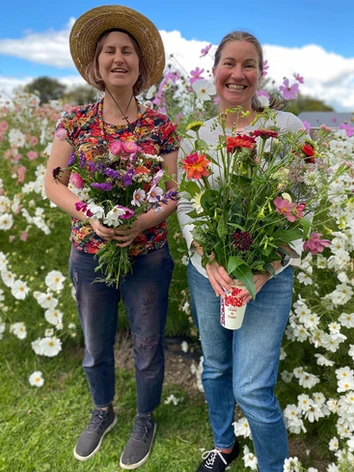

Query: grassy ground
<box><xmin>1</xmin><ymin>332</ymin><xmax>253</xmax><ymax>472</ymax></box>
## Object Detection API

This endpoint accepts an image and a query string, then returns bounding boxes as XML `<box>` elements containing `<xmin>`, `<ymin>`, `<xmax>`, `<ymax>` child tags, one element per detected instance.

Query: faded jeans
<box><xmin>69</xmin><ymin>243</ymin><xmax>174</xmax><ymax>413</ymax></box>
<box><xmin>188</xmin><ymin>261</ymin><xmax>293</xmax><ymax>472</ymax></box>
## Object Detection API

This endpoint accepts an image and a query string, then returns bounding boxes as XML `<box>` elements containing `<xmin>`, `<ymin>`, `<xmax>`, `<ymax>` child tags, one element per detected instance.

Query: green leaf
<box><xmin>217</xmin><ymin>215</ymin><xmax>228</xmax><ymax>239</ymax></box>
<box><xmin>184</xmin><ymin>181</ymin><xmax>201</xmax><ymax>198</ymax></box>
<box><xmin>301</xmin><ymin>217</ymin><xmax>311</xmax><ymax>240</ymax></box>
<box><xmin>201</xmin><ymin>189</ymin><xmax>219</xmax><ymax>212</ymax></box>
<box><xmin>231</xmin><ymin>264</ymin><xmax>256</xmax><ymax>300</ymax></box>
<box><xmin>273</xmin><ymin>228</ymin><xmax>303</xmax><ymax>243</ymax></box>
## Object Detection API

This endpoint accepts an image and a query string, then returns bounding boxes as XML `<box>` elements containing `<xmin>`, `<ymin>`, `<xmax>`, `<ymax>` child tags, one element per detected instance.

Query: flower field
<box><xmin>1</xmin><ymin>57</ymin><xmax>354</xmax><ymax>471</ymax></box>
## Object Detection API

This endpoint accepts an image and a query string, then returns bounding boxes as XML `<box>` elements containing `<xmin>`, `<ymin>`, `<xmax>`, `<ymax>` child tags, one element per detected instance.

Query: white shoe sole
<box><xmin>119</xmin><ymin>422</ymin><xmax>157</xmax><ymax>470</ymax></box>
<box><xmin>73</xmin><ymin>415</ymin><xmax>118</xmax><ymax>462</ymax></box>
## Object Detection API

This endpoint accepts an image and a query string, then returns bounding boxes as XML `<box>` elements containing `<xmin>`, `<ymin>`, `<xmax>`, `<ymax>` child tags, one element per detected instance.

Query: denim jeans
<box><xmin>69</xmin><ymin>243</ymin><xmax>174</xmax><ymax>413</ymax></box>
<box><xmin>188</xmin><ymin>261</ymin><xmax>293</xmax><ymax>472</ymax></box>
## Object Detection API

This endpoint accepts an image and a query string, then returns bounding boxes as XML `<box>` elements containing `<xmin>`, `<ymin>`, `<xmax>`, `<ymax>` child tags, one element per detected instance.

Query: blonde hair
<box><xmin>214</xmin><ymin>31</ymin><xmax>284</xmax><ymax>111</ymax></box>
<box><xmin>85</xmin><ymin>29</ymin><xmax>150</xmax><ymax>96</ymax></box>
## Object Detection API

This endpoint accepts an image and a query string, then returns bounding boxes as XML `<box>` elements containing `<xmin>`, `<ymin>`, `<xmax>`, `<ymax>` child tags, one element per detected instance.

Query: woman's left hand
<box><xmin>236</xmin><ymin>272</ymin><xmax>272</xmax><ymax>304</ymax></box>
<box><xmin>113</xmin><ymin>216</ymin><xmax>147</xmax><ymax>247</ymax></box>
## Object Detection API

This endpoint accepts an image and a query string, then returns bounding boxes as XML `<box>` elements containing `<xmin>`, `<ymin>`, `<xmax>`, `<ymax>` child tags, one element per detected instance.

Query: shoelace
<box><xmin>131</xmin><ymin>416</ymin><xmax>152</xmax><ymax>442</ymax></box>
<box><xmin>202</xmin><ymin>449</ymin><xmax>228</xmax><ymax>467</ymax></box>
<box><xmin>87</xmin><ymin>409</ymin><xmax>108</xmax><ymax>432</ymax></box>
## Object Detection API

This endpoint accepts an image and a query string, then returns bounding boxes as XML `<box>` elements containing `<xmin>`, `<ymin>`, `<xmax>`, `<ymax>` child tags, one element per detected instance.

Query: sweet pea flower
<box><xmin>304</xmin><ymin>233</ymin><xmax>330</xmax><ymax>255</ymax></box>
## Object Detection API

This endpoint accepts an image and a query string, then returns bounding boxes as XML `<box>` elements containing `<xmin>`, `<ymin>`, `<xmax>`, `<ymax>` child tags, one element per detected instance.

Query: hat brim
<box><xmin>70</xmin><ymin>5</ymin><xmax>165</xmax><ymax>90</ymax></box>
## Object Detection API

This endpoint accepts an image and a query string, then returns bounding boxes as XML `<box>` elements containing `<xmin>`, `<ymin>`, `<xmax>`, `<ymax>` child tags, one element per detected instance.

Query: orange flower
<box><xmin>135</xmin><ymin>166</ymin><xmax>150</xmax><ymax>174</ymax></box>
<box><xmin>182</xmin><ymin>152</ymin><xmax>210</xmax><ymax>180</ymax></box>
<box><xmin>226</xmin><ymin>135</ymin><xmax>256</xmax><ymax>153</ymax></box>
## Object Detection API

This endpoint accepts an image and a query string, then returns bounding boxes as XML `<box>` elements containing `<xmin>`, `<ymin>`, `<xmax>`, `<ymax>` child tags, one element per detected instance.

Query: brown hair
<box><xmin>85</xmin><ymin>29</ymin><xmax>150</xmax><ymax>96</ymax></box>
<box><xmin>214</xmin><ymin>31</ymin><xmax>284</xmax><ymax>111</ymax></box>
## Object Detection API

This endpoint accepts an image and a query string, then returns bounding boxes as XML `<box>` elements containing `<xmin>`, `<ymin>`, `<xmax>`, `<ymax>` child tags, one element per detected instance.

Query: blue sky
<box><xmin>1</xmin><ymin>0</ymin><xmax>354</xmax><ymax>110</ymax></box>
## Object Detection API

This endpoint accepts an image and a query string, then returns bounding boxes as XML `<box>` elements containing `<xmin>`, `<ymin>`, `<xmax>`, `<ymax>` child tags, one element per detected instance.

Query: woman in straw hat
<box><xmin>44</xmin><ymin>5</ymin><xmax>179</xmax><ymax>469</ymax></box>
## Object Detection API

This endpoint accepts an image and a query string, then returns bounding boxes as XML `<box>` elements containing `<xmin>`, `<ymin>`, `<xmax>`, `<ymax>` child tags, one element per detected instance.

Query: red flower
<box><xmin>252</xmin><ymin>129</ymin><xmax>279</xmax><ymax>139</ymax></box>
<box><xmin>302</xmin><ymin>144</ymin><xmax>316</xmax><ymax>164</ymax></box>
<box><xmin>182</xmin><ymin>152</ymin><xmax>210</xmax><ymax>180</ymax></box>
<box><xmin>226</xmin><ymin>135</ymin><xmax>256</xmax><ymax>152</ymax></box>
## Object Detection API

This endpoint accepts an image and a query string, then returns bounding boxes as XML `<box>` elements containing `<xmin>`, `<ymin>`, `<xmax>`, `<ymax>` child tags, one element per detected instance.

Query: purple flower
<box><xmin>52</xmin><ymin>167</ymin><xmax>62</xmax><ymax>181</ymax></box>
<box><xmin>162</xmin><ymin>190</ymin><xmax>178</xmax><ymax>204</ymax></box>
<box><xmin>104</xmin><ymin>168</ymin><xmax>120</xmax><ymax>179</ymax></box>
<box><xmin>232</xmin><ymin>230</ymin><xmax>253</xmax><ymax>251</ymax></box>
<box><xmin>91</xmin><ymin>182</ymin><xmax>113</xmax><ymax>191</ymax></box>
<box><xmin>122</xmin><ymin>168</ymin><xmax>136</xmax><ymax>186</ymax></box>
<box><xmin>279</xmin><ymin>79</ymin><xmax>299</xmax><ymax>100</ymax></box>
<box><xmin>256</xmin><ymin>89</ymin><xmax>270</xmax><ymax>99</ymax></box>
<box><xmin>190</xmin><ymin>67</ymin><xmax>205</xmax><ymax>85</ymax></box>
<box><xmin>67</xmin><ymin>152</ymin><xmax>76</xmax><ymax>166</ymax></box>
<box><xmin>200</xmin><ymin>44</ymin><xmax>212</xmax><ymax>58</ymax></box>
<box><xmin>79</xmin><ymin>152</ymin><xmax>86</xmax><ymax>168</ymax></box>
<box><xmin>75</xmin><ymin>201</ymin><xmax>88</xmax><ymax>212</ymax></box>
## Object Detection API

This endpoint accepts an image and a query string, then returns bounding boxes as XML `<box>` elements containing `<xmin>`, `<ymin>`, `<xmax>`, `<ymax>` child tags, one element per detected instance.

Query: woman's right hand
<box><xmin>89</xmin><ymin>219</ymin><xmax>116</xmax><ymax>240</ymax></box>
<box><xmin>206</xmin><ymin>260</ymin><xmax>234</xmax><ymax>298</ymax></box>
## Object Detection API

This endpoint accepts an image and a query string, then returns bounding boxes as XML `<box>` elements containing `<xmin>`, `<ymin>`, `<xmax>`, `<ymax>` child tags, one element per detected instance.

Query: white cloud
<box><xmin>0</xmin><ymin>25</ymin><xmax>353</xmax><ymax>111</ymax></box>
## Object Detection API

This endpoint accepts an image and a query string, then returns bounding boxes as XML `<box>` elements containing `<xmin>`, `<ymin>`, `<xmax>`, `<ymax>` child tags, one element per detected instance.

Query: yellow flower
<box><xmin>186</xmin><ymin>121</ymin><xmax>204</xmax><ymax>132</ymax></box>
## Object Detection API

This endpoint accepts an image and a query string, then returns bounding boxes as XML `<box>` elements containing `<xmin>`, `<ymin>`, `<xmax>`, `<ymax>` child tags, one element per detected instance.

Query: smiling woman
<box><xmin>43</xmin><ymin>4</ymin><xmax>179</xmax><ymax>470</ymax></box>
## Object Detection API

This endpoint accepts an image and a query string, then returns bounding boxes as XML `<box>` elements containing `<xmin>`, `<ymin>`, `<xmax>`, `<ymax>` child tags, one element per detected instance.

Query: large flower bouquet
<box><xmin>54</xmin><ymin>140</ymin><xmax>176</xmax><ymax>286</ymax></box>
<box><xmin>179</xmin><ymin>107</ymin><xmax>348</xmax><ymax>299</ymax></box>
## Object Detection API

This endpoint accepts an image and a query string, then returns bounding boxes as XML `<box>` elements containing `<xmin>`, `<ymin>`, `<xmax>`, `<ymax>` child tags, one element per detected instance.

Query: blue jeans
<box><xmin>69</xmin><ymin>243</ymin><xmax>174</xmax><ymax>413</ymax></box>
<box><xmin>188</xmin><ymin>261</ymin><xmax>293</xmax><ymax>472</ymax></box>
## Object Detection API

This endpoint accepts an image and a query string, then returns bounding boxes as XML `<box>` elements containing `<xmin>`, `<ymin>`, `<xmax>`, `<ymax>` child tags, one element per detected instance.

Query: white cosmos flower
<box><xmin>131</xmin><ymin>189</ymin><xmax>146</xmax><ymax>207</ymax></box>
<box><xmin>314</xmin><ymin>354</ymin><xmax>335</xmax><ymax>367</ymax></box>
<box><xmin>38</xmin><ymin>337</ymin><xmax>62</xmax><ymax>357</ymax></box>
<box><xmin>329</xmin><ymin>436</ymin><xmax>340</xmax><ymax>451</ymax></box>
<box><xmin>29</xmin><ymin>371</ymin><xmax>45</xmax><ymax>387</ymax></box>
<box><xmin>280</xmin><ymin>370</ymin><xmax>293</xmax><ymax>383</ymax></box>
<box><xmin>233</xmin><ymin>417</ymin><xmax>251</xmax><ymax>438</ymax></box>
<box><xmin>35</xmin><ymin>291</ymin><xmax>58</xmax><ymax>309</ymax></box>
<box><xmin>10</xmin><ymin>322</ymin><xmax>27</xmax><ymax>339</ymax></box>
<box><xmin>304</xmin><ymin>402</ymin><xmax>324</xmax><ymax>422</ymax></box>
<box><xmin>45</xmin><ymin>270</ymin><xmax>65</xmax><ymax>291</ymax></box>
<box><xmin>45</xmin><ymin>328</ymin><xmax>54</xmax><ymax>337</ymax></box>
<box><xmin>0</xmin><ymin>269</ymin><xmax>15</xmax><ymax>287</ymax></box>
<box><xmin>0</xmin><ymin>213</ymin><xmax>14</xmax><ymax>230</ymax></box>
<box><xmin>349</xmin><ymin>344</ymin><xmax>354</xmax><ymax>360</ymax></box>
<box><xmin>337</xmin><ymin>377</ymin><xmax>354</xmax><ymax>393</ymax></box>
<box><xmin>31</xmin><ymin>338</ymin><xmax>43</xmax><ymax>355</ymax></box>
<box><xmin>86</xmin><ymin>203</ymin><xmax>105</xmax><ymax>220</ymax></box>
<box><xmin>147</xmin><ymin>185</ymin><xmax>163</xmax><ymax>203</ymax></box>
<box><xmin>11</xmin><ymin>279</ymin><xmax>30</xmax><ymax>300</ymax></box>
<box><xmin>0</xmin><ymin>251</ymin><xmax>8</xmax><ymax>270</ymax></box>
<box><xmin>181</xmin><ymin>341</ymin><xmax>188</xmax><ymax>353</ymax></box>
<box><xmin>283</xmin><ymin>456</ymin><xmax>301</xmax><ymax>472</ymax></box>
<box><xmin>339</xmin><ymin>312</ymin><xmax>354</xmax><ymax>328</ymax></box>
<box><xmin>328</xmin><ymin>322</ymin><xmax>342</xmax><ymax>334</ymax></box>
<box><xmin>242</xmin><ymin>445</ymin><xmax>258</xmax><ymax>470</ymax></box>
<box><xmin>44</xmin><ymin>308</ymin><xmax>63</xmax><ymax>326</ymax></box>
<box><xmin>164</xmin><ymin>394</ymin><xmax>179</xmax><ymax>405</ymax></box>
<box><xmin>103</xmin><ymin>207</ymin><xmax>125</xmax><ymax>227</ymax></box>
<box><xmin>192</xmin><ymin>79</ymin><xmax>216</xmax><ymax>101</ymax></box>
<box><xmin>335</xmin><ymin>366</ymin><xmax>354</xmax><ymax>380</ymax></box>
<box><xmin>326</xmin><ymin>463</ymin><xmax>339</xmax><ymax>472</ymax></box>
<box><xmin>297</xmin><ymin>272</ymin><xmax>313</xmax><ymax>285</ymax></box>
<box><xmin>298</xmin><ymin>371</ymin><xmax>320</xmax><ymax>389</ymax></box>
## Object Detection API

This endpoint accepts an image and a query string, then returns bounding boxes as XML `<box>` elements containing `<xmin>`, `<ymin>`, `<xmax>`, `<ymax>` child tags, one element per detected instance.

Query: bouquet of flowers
<box><xmin>54</xmin><ymin>140</ymin><xmax>176</xmax><ymax>286</ymax></box>
<box><xmin>179</xmin><ymin>107</ymin><xmax>348</xmax><ymax>301</ymax></box>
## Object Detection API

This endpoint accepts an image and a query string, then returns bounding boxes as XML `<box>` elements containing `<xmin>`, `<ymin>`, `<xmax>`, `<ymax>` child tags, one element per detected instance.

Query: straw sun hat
<box><xmin>69</xmin><ymin>5</ymin><xmax>165</xmax><ymax>89</ymax></box>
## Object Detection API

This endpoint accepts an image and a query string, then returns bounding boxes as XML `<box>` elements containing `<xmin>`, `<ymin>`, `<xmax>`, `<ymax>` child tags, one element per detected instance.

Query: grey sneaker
<box><xmin>74</xmin><ymin>404</ymin><xmax>117</xmax><ymax>461</ymax></box>
<box><xmin>119</xmin><ymin>414</ymin><xmax>156</xmax><ymax>470</ymax></box>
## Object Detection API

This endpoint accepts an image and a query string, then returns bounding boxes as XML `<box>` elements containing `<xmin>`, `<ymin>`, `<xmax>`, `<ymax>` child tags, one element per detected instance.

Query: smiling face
<box><xmin>213</xmin><ymin>40</ymin><xmax>262</xmax><ymax>113</ymax></box>
<box><xmin>97</xmin><ymin>31</ymin><xmax>140</xmax><ymax>93</ymax></box>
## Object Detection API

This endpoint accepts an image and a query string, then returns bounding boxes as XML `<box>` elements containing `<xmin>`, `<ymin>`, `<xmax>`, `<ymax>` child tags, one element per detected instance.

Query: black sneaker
<box><xmin>196</xmin><ymin>442</ymin><xmax>240</xmax><ymax>471</ymax></box>
<box><xmin>74</xmin><ymin>404</ymin><xmax>117</xmax><ymax>461</ymax></box>
<box><xmin>119</xmin><ymin>414</ymin><xmax>156</xmax><ymax>470</ymax></box>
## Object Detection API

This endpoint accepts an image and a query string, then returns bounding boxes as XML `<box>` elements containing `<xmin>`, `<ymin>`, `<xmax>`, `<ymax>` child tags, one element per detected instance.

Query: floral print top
<box><xmin>56</xmin><ymin>100</ymin><xmax>179</xmax><ymax>256</ymax></box>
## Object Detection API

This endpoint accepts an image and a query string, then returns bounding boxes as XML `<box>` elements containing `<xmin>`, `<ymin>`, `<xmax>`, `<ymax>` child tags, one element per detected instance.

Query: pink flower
<box><xmin>175</xmin><ymin>112</ymin><xmax>184</xmax><ymax>124</ymax></box>
<box><xmin>274</xmin><ymin>196</ymin><xmax>298</xmax><ymax>222</ymax></box>
<box><xmin>123</xmin><ymin>142</ymin><xmax>142</xmax><ymax>154</ymax></box>
<box><xmin>279</xmin><ymin>78</ymin><xmax>299</xmax><ymax>100</ymax></box>
<box><xmin>339</xmin><ymin>122</ymin><xmax>354</xmax><ymax>137</ymax></box>
<box><xmin>213</xmin><ymin>96</ymin><xmax>221</xmax><ymax>105</ymax></box>
<box><xmin>190</xmin><ymin>67</ymin><xmax>205</xmax><ymax>84</ymax></box>
<box><xmin>295</xmin><ymin>202</ymin><xmax>306</xmax><ymax>219</ymax></box>
<box><xmin>20</xmin><ymin>231</ymin><xmax>29</xmax><ymax>242</ymax></box>
<box><xmin>200</xmin><ymin>44</ymin><xmax>212</xmax><ymax>58</ymax></box>
<box><xmin>0</xmin><ymin>120</ymin><xmax>8</xmax><ymax>133</ymax></box>
<box><xmin>55</xmin><ymin>129</ymin><xmax>68</xmax><ymax>141</ymax></box>
<box><xmin>116</xmin><ymin>205</ymin><xmax>134</xmax><ymax>219</ymax></box>
<box><xmin>293</xmin><ymin>73</ymin><xmax>304</xmax><ymax>84</ymax></box>
<box><xmin>110</xmin><ymin>141</ymin><xmax>124</xmax><ymax>155</ymax></box>
<box><xmin>27</xmin><ymin>151</ymin><xmax>38</xmax><ymax>160</ymax></box>
<box><xmin>301</xmin><ymin>120</ymin><xmax>311</xmax><ymax>133</ymax></box>
<box><xmin>256</xmin><ymin>89</ymin><xmax>270</xmax><ymax>99</ymax></box>
<box><xmin>70</xmin><ymin>173</ymin><xmax>84</xmax><ymax>189</ymax></box>
<box><xmin>303</xmin><ymin>233</ymin><xmax>330</xmax><ymax>255</ymax></box>
<box><xmin>30</xmin><ymin>136</ymin><xmax>38</xmax><ymax>146</ymax></box>
<box><xmin>17</xmin><ymin>166</ymin><xmax>27</xmax><ymax>183</ymax></box>
<box><xmin>262</xmin><ymin>60</ymin><xmax>269</xmax><ymax>77</ymax></box>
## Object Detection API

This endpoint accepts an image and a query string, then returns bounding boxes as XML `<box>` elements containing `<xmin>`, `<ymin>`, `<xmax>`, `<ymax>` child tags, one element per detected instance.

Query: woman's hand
<box><xmin>90</xmin><ymin>217</ymin><xmax>145</xmax><ymax>246</ymax></box>
<box><xmin>206</xmin><ymin>260</ymin><xmax>272</xmax><ymax>302</ymax></box>
<box><xmin>89</xmin><ymin>219</ymin><xmax>116</xmax><ymax>240</ymax></box>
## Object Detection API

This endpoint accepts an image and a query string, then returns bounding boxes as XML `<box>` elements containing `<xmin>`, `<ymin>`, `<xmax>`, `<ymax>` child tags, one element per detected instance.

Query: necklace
<box><xmin>98</xmin><ymin>97</ymin><xmax>142</xmax><ymax>144</ymax></box>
